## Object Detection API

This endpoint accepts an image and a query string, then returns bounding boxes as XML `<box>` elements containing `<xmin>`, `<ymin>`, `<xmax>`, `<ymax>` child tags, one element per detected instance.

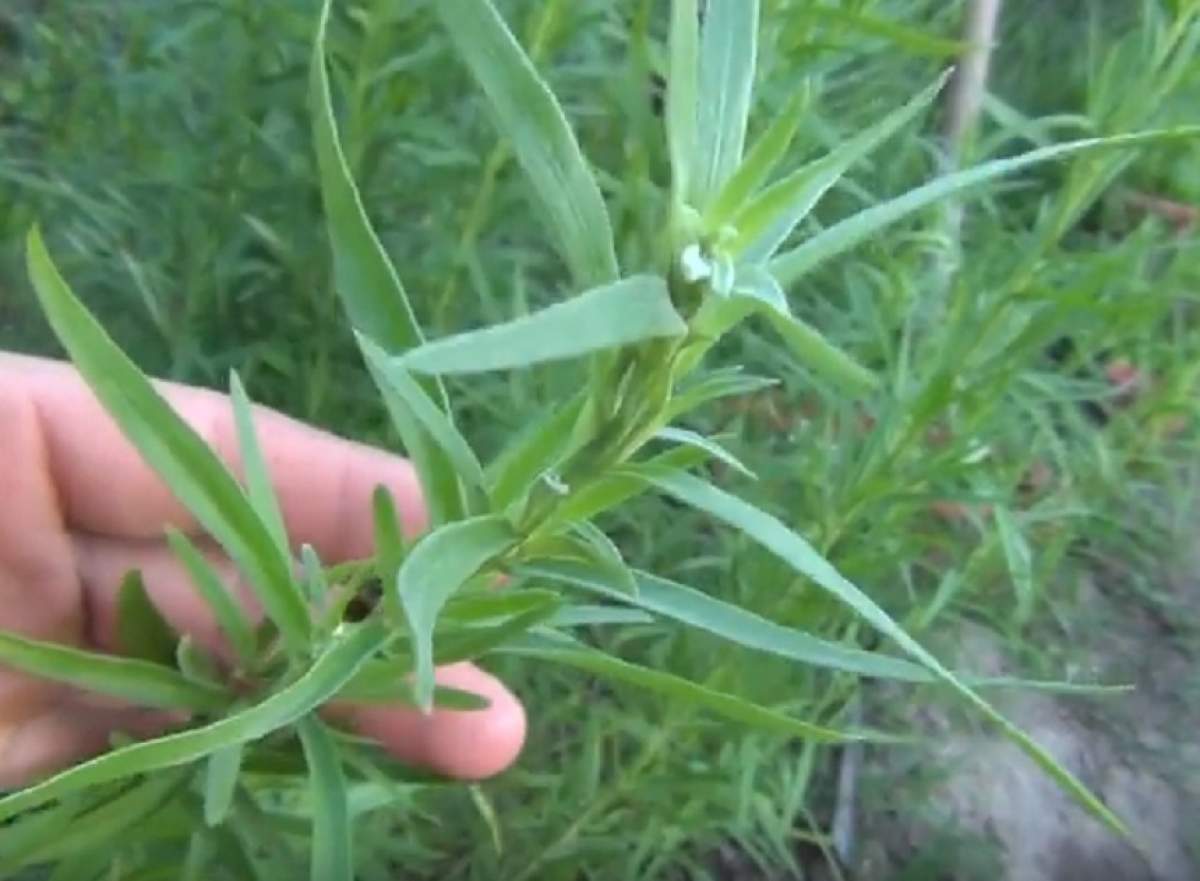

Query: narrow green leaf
<box><xmin>486</xmin><ymin>392</ymin><xmax>587</xmax><ymax>511</ymax></box>
<box><xmin>706</xmin><ymin>86</ymin><xmax>810</xmax><ymax>229</ymax></box>
<box><xmin>469</xmin><ymin>785</ymin><xmax>503</xmax><ymax>855</ymax></box>
<box><xmin>791</xmin><ymin>6</ymin><xmax>966</xmax><ymax>57</ymax></box>
<box><xmin>445</xmin><ymin>589</ymin><xmax>562</xmax><ymax>624</ymax></box>
<box><xmin>566</xmin><ymin>521</ymin><xmax>638</xmax><ymax>595</ymax></box>
<box><xmin>995</xmin><ymin>507</ymin><xmax>1036</xmax><ymax>625</ymax></box>
<box><xmin>298</xmin><ymin>717</ymin><xmax>353</xmax><ymax>881</ymax></box>
<box><xmin>548</xmin><ymin>605</ymin><xmax>656</xmax><ymax>628</ymax></box>
<box><xmin>399</xmin><ymin>275</ymin><xmax>686</xmax><ymax>375</ymax></box>
<box><xmin>229</xmin><ymin>372</ymin><xmax>290</xmax><ymax>558</ymax></box>
<box><xmin>656</xmin><ymin>427</ymin><xmax>755</xmax><ymax>479</ymax></box>
<box><xmin>668</xmin><ymin>0</ymin><xmax>700</xmax><ymax>208</ymax></box>
<box><xmin>300</xmin><ymin>544</ymin><xmax>328</xmax><ymax>605</ymax></box>
<box><xmin>733</xmin><ymin>266</ymin><xmax>879</xmax><ymax>394</ymax></box>
<box><xmin>372</xmin><ymin>486</ymin><xmax>407</xmax><ymax>587</ymax></box>
<box><xmin>0</xmin><ymin>630</ymin><xmax>225</xmax><ymax>712</ymax></box>
<box><xmin>397</xmin><ymin>517</ymin><xmax>517</xmax><ymax>711</ymax></box>
<box><xmin>27</xmin><ymin>229</ymin><xmax>311</xmax><ymax>656</ymax></box>
<box><xmin>535</xmin><ymin>444</ymin><xmax>712</xmax><ymax>535</ymax></box>
<box><xmin>734</xmin><ymin>71</ymin><xmax>950</xmax><ymax>262</ymax></box>
<box><xmin>639</xmin><ymin>469</ymin><xmax>1128</xmax><ymax>835</ymax></box>
<box><xmin>521</xmin><ymin>562</ymin><xmax>930</xmax><ymax>682</ymax></box>
<box><xmin>433</xmin><ymin>0</ymin><xmax>618</xmax><ymax>288</ymax></box>
<box><xmin>166</xmin><ymin>529</ymin><xmax>256</xmax><ymax>668</ymax></box>
<box><xmin>335</xmin><ymin>663</ymin><xmax>491</xmax><ymax>711</ymax></box>
<box><xmin>436</xmin><ymin>593</ymin><xmax>562</xmax><ymax>666</ymax></box>
<box><xmin>771</xmin><ymin>127</ymin><xmax>1200</xmax><ymax>285</ymax></box>
<box><xmin>310</xmin><ymin>0</ymin><xmax>430</xmax><ymax>360</ymax></box>
<box><xmin>360</xmin><ymin>335</ymin><xmax>481</xmax><ymax>520</ymax></box>
<box><xmin>203</xmin><ymin>744</ymin><xmax>243</xmax><ymax>827</ymax></box>
<box><xmin>0</xmin><ymin>620</ymin><xmax>391</xmax><ymax>822</ymax></box>
<box><xmin>312</xmin><ymin>0</ymin><xmax>462</xmax><ymax>528</ymax></box>
<box><xmin>176</xmin><ymin>636</ymin><xmax>224</xmax><ymax>690</ymax></box>
<box><xmin>116</xmin><ymin>570</ymin><xmax>177</xmax><ymax>667</ymax></box>
<box><xmin>666</xmin><ymin>368</ymin><xmax>778</xmax><ymax>421</ymax></box>
<box><xmin>0</xmin><ymin>774</ymin><xmax>185</xmax><ymax>872</ymax></box>
<box><xmin>696</xmin><ymin>0</ymin><xmax>760</xmax><ymax>203</ymax></box>
<box><xmin>501</xmin><ymin>632</ymin><xmax>852</xmax><ymax>742</ymax></box>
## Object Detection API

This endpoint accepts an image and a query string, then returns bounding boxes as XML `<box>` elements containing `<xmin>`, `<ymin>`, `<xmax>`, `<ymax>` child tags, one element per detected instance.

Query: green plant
<box><xmin>4</xmin><ymin>0</ymin><xmax>1197</xmax><ymax>876</ymax></box>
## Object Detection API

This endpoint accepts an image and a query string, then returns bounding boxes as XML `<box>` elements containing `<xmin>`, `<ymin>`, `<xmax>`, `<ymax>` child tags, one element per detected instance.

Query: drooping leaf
<box><xmin>706</xmin><ymin>86</ymin><xmax>811</xmax><ymax>229</ymax></box>
<box><xmin>166</xmin><ymin>529</ymin><xmax>256</xmax><ymax>668</ymax></box>
<box><xmin>229</xmin><ymin>372</ymin><xmax>290</xmax><ymax>557</ymax></box>
<box><xmin>500</xmin><ymin>632</ymin><xmax>853</xmax><ymax>742</ymax></box>
<box><xmin>0</xmin><ymin>629</ymin><xmax>225</xmax><ymax>713</ymax></box>
<box><xmin>202</xmin><ymin>744</ymin><xmax>243</xmax><ymax>827</ymax></box>
<box><xmin>397</xmin><ymin>517</ymin><xmax>517</xmax><ymax>711</ymax></box>
<box><xmin>433</xmin><ymin>0</ymin><xmax>619</xmax><ymax>288</ymax></box>
<box><xmin>734</xmin><ymin>71</ymin><xmax>950</xmax><ymax>262</ymax></box>
<box><xmin>0</xmin><ymin>620</ymin><xmax>391</xmax><ymax>822</ymax></box>
<box><xmin>116</xmin><ymin>569</ymin><xmax>177</xmax><ymax>667</ymax></box>
<box><xmin>695</xmin><ymin>0</ymin><xmax>761</xmax><ymax>204</ymax></box>
<box><xmin>297</xmin><ymin>717</ymin><xmax>353</xmax><ymax>881</ymax></box>
<box><xmin>27</xmin><ymin>229</ymin><xmax>311</xmax><ymax>657</ymax></box>
<box><xmin>667</xmin><ymin>0</ymin><xmax>700</xmax><ymax>207</ymax></box>
<box><xmin>521</xmin><ymin>561</ymin><xmax>933</xmax><ymax>681</ymax></box>
<box><xmin>638</xmin><ymin>469</ymin><xmax>1128</xmax><ymax>834</ymax></box>
<box><xmin>398</xmin><ymin>275</ymin><xmax>686</xmax><ymax>375</ymax></box>
<box><xmin>655</xmin><ymin>426</ymin><xmax>756</xmax><ymax>479</ymax></box>
<box><xmin>770</xmin><ymin>127</ymin><xmax>1200</xmax><ymax>285</ymax></box>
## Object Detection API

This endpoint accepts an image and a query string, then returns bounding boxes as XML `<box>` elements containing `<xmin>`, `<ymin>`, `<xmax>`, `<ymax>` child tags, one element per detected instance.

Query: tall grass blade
<box><xmin>229</xmin><ymin>372</ymin><xmax>290</xmax><ymax>557</ymax></box>
<box><xmin>696</xmin><ymin>0</ymin><xmax>760</xmax><ymax>203</ymax></box>
<box><xmin>668</xmin><ymin>0</ymin><xmax>700</xmax><ymax>208</ymax></box>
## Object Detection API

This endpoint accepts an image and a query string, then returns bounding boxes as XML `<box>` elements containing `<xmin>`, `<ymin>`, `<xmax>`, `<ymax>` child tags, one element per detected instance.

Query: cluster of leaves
<box><xmin>3</xmin><ymin>0</ymin><xmax>1199</xmax><ymax>877</ymax></box>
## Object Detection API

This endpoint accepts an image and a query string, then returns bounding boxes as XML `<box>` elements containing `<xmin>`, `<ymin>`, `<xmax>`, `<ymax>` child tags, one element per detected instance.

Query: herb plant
<box><xmin>3</xmin><ymin>0</ymin><xmax>1196</xmax><ymax>876</ymax></box>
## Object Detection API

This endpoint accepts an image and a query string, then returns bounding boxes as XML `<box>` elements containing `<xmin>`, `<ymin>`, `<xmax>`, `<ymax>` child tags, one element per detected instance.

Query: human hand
<box><xmin>0</xmin><ymin>353</ymin><xmax>525</xmax><ymax>787</ymax></box>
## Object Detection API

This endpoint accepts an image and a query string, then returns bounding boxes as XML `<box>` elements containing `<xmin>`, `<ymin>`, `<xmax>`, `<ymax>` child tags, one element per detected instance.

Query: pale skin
<box><xmin>0</xmin><ymin>353</ymin><xmax>526</xmax><ymax>788</ymax></box>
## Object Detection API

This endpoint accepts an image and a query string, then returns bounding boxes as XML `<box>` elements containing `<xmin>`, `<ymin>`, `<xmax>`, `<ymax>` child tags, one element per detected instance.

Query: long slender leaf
<box><xmin>0</xmin><ymin>620</ymin><xmax>391</xmax><ymax>822</ymax></box>
<box><xmin>656</xmin><ymin>427</ymin><xmax>755</xmax><ymax>479</ymax></box>
<box><xmin>667</xmin><ymin>0</ymin><xmax>700</xmax><ymax>207</ymax></box>
<box><xmin>116</xmin><ymin>570</ymin><xmax>177</xmax><ymax>667</ymax></box>
<box><xmin>638</xmin><ymin>469</ymin><xmax>1128</xmax><ymax>834</ymax></box>
<box><xmin>312</xmin><ymin>0</ymin><xmax>462</xmax><ymax>527</ymax></box>
<box><xmin>486</xmin><ymin>392</ymin><xmax>587</xmax><ymax>511</ymax></box>
<box><xmin>0</xmin><ymin>629</ymin><xmax>225</xmax><ymax>712</ymax></box>
<box><xmin>166</xmin><ymin>529</ymin><xmax>256</xmax><ymax>668</ymax></box>
<box><xmin>397</xmin><ymin>517</ymin><xmax>517</xmax><ymax>711</ymax></box>
<box><xmin>230</xmin><ymin>372</ymin><xmax>290</xmax><ymax>557</ymax></box>
<box><xmin>500</xmin><ymin>633</ymin><xmax>853</xmax><ymax>742</ymax></box>
<box><xmin>995</xmin><ymin>507</ymin><xmax>1036</xmax><ymax>625</ymax></box>
<box><xmin>666</xmin><ymin>368</ymin><xmax>778</xmax><ymax>421</ymax></box>
<box><xmin>696</xmin><ymin>0</ymin><xmax>760</xmax><ymax>204</ymax></box>
<box><xmin>734</xmin><ymin>71</ymin><xmax>950</xmax><ymax>262</ymax></box>
<box><xmin>520</xmin><ymin>561</ymin><xmax>932</xmax><ymax>682</ymax></box>
<box><xmin>770</xmin><ymin>127</ymin><xmax>1200</xmax><ymax>285</ymax></box>
<box><xmin>27</xmin><ymin>229</ymin><xmax>311</xmax><ymax>656</ymax></box>
<box><xmin>203</xmin><ymin>744</ymin><xmax>243</xmax><ymax>827</ymax></box>
<box><xmin>360</xmin><ymin>336</ymin><xmax>479</xmax><ymax>522</ymax></box>
<box><xmin>297</xmin><ymin>717</ymin><xmax>353</xmax><ymax>881</ymax></box>
<box><xmin>399</xmin><ymin>275</ymin><xmax>686</xmax><ymax>375</ymax></box>
<box><xmin>706</xmin><ymin>86</ymin><xmax>810</xmax><ymax>229</ymax></box>
<box><xmin>433</xmin><ymin>0</ymin><xmax>618</xmax><ymax>288</ymax></box>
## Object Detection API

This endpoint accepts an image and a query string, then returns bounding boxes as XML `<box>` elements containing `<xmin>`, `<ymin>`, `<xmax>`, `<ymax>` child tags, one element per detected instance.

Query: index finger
<box><xmin>3</xmin><ymin>353</ymin><xmax>426</xmax><ymax>562</ymax></box>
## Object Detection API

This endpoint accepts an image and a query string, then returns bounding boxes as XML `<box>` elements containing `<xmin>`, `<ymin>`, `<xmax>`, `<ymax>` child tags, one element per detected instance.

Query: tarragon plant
<box><xmin>4</xmin><ymin>0</ymin><xmax>1194</xmax><ymax>875</ymax></box>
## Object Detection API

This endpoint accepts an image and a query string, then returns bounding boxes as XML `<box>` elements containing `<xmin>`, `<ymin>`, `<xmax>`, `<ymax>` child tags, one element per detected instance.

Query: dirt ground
<box><xmin>853</xmin><ymin>537</ymin><xmax>1200</xmax><ymax>881</ymax></box>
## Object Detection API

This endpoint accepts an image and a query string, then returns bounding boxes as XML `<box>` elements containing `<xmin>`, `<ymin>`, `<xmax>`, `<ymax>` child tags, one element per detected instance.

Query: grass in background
<box><xmin>2</xmin><ymin>0</ymin><xmax>1198</xmax><ymax>878</ymax></box>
